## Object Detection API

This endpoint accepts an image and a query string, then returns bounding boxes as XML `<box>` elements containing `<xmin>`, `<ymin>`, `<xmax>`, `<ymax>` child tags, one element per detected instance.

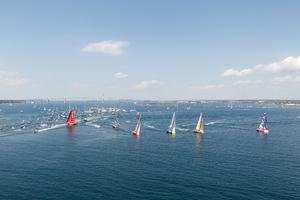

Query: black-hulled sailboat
<box><xmin>166</xmin><ymin>112</ymin><xmax>176</xmax><ymax>135</ymax></box>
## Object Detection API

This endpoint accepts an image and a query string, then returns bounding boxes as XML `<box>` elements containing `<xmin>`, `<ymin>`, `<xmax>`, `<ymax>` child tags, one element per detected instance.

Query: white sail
<box><xmin>200</xmin><ymin>115</ymin><xmax>204</xmax><ymax>133</ymax></box>
<box><xmin>136</xmin><ymin>120</ymin><xmax>141</xmax><ymax>135</ymax></box>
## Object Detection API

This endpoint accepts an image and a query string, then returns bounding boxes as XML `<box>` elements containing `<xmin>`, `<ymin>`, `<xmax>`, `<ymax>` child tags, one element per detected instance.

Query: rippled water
<box><xmin>0</xmin><ymin>101</ymin><xmax>299</xmax><ymax>200</ymax></box>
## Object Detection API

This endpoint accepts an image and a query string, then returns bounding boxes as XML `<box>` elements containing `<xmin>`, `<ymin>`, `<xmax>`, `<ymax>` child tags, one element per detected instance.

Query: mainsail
<box><xmin>167</xmin><ymin>112</ymin><xmax>176</xmax><ymax>134</ymax></box>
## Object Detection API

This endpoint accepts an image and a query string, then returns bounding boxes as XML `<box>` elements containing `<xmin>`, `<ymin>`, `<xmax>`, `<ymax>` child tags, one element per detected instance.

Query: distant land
<box><xmin>0</xmin><ymin>100</ymin><xmax>25</xmax><ymax>104</ymax></box>
<box><xmin>1</xmin><ymin>99</ymin><xmax>300</xmax><ymax>107</ymax></box>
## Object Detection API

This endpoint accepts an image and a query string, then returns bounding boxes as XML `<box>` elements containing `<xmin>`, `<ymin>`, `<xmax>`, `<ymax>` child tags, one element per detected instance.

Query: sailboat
<box><xmin>256</xmin><ymin>113</ymin><xmax>269</xmax><ymax>133</ymax></box>
<box><xmin>132</xmin><ymin>114</ymin><xmax>141</xmax><ymax>136</ymax></box>
<box><xmin>194</xmin><ymin>112</ymin><xmax>204</xmax><ymax>134</ymax></box>
<box><xmin>112</xmin><ymin>111</ymin><xmax>120</xmax><ymax>128</ymax></box>
<box><xmin>66</xmin><ymin>109</ymin><xmax>77</xmax><ymax>127</ymax></box>
<box><xmin>166</xmin><ymin>112</ymin><xmax>176</xmax><ymax>135</ymax></box>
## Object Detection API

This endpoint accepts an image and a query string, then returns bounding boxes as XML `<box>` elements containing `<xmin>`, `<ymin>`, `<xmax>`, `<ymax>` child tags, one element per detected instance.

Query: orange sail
<box><xmin>66</xmin><ymin>110</ymin><xmax>77</xmax><ymax>126</ymax></box>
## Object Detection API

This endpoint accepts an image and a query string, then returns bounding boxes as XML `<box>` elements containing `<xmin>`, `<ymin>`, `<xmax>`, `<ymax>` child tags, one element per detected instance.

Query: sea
<box><xmin>0</xmin><ymin>100</ymin><xmax>299</xmax><ymax>200</ymax></box>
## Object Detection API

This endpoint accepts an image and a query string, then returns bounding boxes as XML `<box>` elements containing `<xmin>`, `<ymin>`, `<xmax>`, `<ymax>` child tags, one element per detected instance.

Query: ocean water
<box><xmin>0</xmin><ymin>101</ymin><xmax>299</xmax><ymax>200</ymax></box>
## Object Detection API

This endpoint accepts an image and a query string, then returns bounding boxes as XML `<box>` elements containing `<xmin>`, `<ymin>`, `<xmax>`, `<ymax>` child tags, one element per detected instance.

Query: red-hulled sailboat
<box><xmin>66</xmin><ymin>110</ymin><xmax>77</xmax><ymax>127</ymax></box>
<box><xmin>132</xmin><ymin>114</ymin><xmax>141</xmax><ymax>136</ymax></box>
<box><xmin>256</xmin><ymin>113</ymin><xmax>269</xmax><ymax>134</ymax></box>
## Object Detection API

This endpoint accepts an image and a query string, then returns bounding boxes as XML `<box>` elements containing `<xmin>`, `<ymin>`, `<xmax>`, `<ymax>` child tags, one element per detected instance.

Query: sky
<box><xmin>1</xmin><ymin>0</ymin><xmax>300</xmax><ymax>100</ymax></box>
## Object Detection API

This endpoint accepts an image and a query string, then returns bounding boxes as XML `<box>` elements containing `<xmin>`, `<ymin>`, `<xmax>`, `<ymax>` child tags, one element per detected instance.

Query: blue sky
<box><xmin>1</xmin><ymin>0</ymin><xmax>300</xmax><ymax>99</ymax></box>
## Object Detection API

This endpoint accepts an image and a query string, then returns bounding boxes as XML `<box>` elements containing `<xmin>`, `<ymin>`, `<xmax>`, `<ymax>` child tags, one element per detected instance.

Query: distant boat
<box><xmin>194</xmin><ymin>112</ymin><xmax>204</xmax><ymax>134</ymax></box>
<box><xmin>166</xmin><ymin>112</ymin><xmax>176</xmax><ymax>135</ymax></box>
<box><xmin>66</xmin><ymin>110</ymin><xmax>77</xmax><ymax>127</ymax></box>
<box><xmin>227</xmin><ymin>101</ymin><xmax>233</xmax><ymax>110</ymax></box>
<box><xmin>20</xmin><ymin>120</ymin><xmax>26</xmax><ymax>129</ymax></box>
<box><xmin>132</xmin><ymin>114</ymin><xmax>141</xmax><ymax>136</ymax></box>
<box><xmin>256</xmin><ymin>113</ymin><xmax>269</xmax><ymax>133</ymax></box>
<box><xmin>112</xmin><ymin>111</ymin><xmax>120</xmax><ymax>128</ymax></box>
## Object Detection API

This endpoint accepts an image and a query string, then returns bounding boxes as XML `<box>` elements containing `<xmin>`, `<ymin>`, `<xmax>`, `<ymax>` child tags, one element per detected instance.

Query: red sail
<box><xmin>66</xmin><ymin>110</ymin><xmax>77</xmax><ymax>126</ymax></box>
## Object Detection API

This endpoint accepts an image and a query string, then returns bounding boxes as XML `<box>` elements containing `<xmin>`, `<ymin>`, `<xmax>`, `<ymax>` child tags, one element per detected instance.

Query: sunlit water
<box><xmin>0</xmin><ymin>101</ymin><xmax>299</xmax><ymax>200</ymax></box>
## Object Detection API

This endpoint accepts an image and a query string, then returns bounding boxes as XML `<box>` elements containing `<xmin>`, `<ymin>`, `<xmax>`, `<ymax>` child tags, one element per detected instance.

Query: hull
<box><xmin>66</xmin><ymin>122</ymin><xmax>77</xmax><ymax>127</ymax></box>
<box><xmin>194</xmin><ymin>130</ymin><xmax>204</xmax><ymax>134</ymax></box>
<box><xmin>112</xmin><ymin>121</ymin><xmax>120</xmax><ymax>128</ymax></box>
<box><xmin>166</xmin><ymin>130</ymin><xmax>176</xmax><ymax>134</ymax></box>
<box><xmin>112</xmin><ymin>124</ymin><xmax>119</xmax><ymax>129</ymax></box>
<box><xmin>256</xmin><ymin>128</ymin><xmax>269</xmax><ymax>133</ymax></box>
<box><xmin>132</xmin><ymin>131</ymin><xmax>139</xmax><ymax>136</ymax></box>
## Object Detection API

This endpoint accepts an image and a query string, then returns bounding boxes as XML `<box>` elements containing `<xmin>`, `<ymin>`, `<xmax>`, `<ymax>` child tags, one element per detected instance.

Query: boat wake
<box><xmin>177</xmin><ymin>127</ymin><xmax>189</xmax><ymax>132</ymax></box>
<box><xmin>85</xmin><ymin>122</ymin><xmax>101</xmax><ymax>128</ymax></box>
<box><xmin>180</xmin><ymin>123</ymin><xmax>194</xmax><ymax>127</ymax></box>
<box><xmin>205</xmin><ymin>120</ymin><xmax>221</xmax><ymax>126</ymax></box>
<box><xmin>144</xmin><ymin>124</ymin><xmax>156</xmax><ymax>129</ymax></box>
<box><xmin>35</xmin><ymin>124</ymin><xmax>65</xmax><ymax>133</ymax></box>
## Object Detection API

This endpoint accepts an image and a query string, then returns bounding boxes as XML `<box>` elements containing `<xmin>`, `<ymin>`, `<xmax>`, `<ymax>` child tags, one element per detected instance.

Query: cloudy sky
<box><xmin>1</xmin><ymin>0</ymin><xmax>300</xmax><ymax>100</ymax></box>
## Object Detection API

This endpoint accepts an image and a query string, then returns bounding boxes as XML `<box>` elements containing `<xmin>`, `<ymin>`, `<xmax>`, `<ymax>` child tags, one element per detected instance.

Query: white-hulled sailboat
<box><xmin>132</xmin><ymin>114</ymin><xmax>141</xmax><ymax>136</ymax></box>
<box><xmin>194</xmin><ymin>112</ymin><xmax>204</xmax><ymax>134</ymax></box>
<box><xmin>166</xmin><ymin>112</ymin><xmax>176</xmax><ymax>135</ymax></box>
<box><xmin>256</xmin><ymin>113</ymin><xmax>269</xmax><ymax>134</ymax></box>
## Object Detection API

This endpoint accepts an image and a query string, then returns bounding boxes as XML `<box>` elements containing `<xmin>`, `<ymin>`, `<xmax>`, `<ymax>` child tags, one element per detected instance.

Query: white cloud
<box><xmin>255</xmin><ymin>56</ymin><xmax>300</xmax><ymax>73</ymax></box>
<box><xmin>272</xmin><ymin>75</ymin><xmax>293</xmax><ymax>83</ymax></box>
<box><xmin>0</xmin><ymin>71</ymin><xmax>28</xmax><ymax>87</ymax></box>
<box><xmin>271</xmin><ymin>74</ymin><xmax>300</xmax><ymax>83</ymax></box>
<box><xmin>133</xmin><ymin>80</ymin><xmax>162</xmax><ymax>90</ymax></box>
<box><xmin>222</xmin><ymin>56</ymin><xmax>300</xmax><ymax>77</ymax></box>
<box><xmin>234</xmin><ymin>80</ymin><xmax>262</xmax><ymax>85</ymax></box>
<box><xmin>114</xmin><ymin>72</ymin><xmax>128</xmax><ymax>79</ymax></box>
<box><xmin>191</xmin><ymin>84</ymin><xmax>224</xmax><ymax>90</ymax></box>
<box><xmin>221</xmin><ymin>68</ymin><xmax>254</xmax><ymax>77</ymax></box>
<box><xmin>81</xmin><ymin>40</ymin><xmax>129</xmax><ymax>56</ymax></box>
